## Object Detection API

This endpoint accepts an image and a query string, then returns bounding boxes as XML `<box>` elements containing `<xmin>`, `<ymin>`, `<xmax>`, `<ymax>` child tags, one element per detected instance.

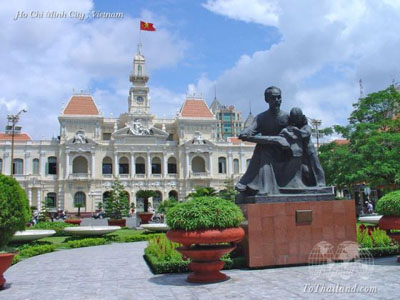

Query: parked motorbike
<box><xmin>92</xmin><ymin>210</ymin><xmax>106</xmax><ymax>219</ymax></box>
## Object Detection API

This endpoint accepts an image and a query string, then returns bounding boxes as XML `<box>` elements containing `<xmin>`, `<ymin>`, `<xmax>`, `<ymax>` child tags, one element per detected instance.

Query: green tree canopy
<box><xmin>104</xmin><ymin>180</ymin><xmax>130</xmax><ymax>219</ymax></box>
<box><xmin>320</xmin><ymin>85</ymin><xmax>400</xmax><ymax>190</ymax></box>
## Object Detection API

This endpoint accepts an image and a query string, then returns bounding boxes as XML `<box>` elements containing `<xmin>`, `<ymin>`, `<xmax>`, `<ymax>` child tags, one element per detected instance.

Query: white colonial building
<box><xmin>0</xmin><ymin>49</ymin><xmax>254</xmax><ymax>214</ymax></box>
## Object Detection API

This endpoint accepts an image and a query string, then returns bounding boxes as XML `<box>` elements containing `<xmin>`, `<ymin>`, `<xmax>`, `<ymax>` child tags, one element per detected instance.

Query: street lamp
<box><xmin>309</xmin><ymin>118</ymin><xmax>322</xmax><ymax>151</ymax></box>
<box><xmin>6</xmin><ymin>109</ymin><xmax>27</xmax><ymax>177</ymax></box>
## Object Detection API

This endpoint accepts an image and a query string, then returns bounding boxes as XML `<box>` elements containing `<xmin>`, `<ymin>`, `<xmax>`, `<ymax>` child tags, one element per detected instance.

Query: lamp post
<box><xmin>309</xmin><ymin>118</ymin><xmax>322</xmax><ymax>151</ymax></box>
<box><xmin>7</xmin><ymin>109</ymin><xmax>27</xmax><ymax>177</ymax></box>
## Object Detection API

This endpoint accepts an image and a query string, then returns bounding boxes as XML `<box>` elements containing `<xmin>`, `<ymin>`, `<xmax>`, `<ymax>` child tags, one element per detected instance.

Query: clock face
<box><xmin>137</xmin><ymin>96</ymin><xmax>144</xmax><ymax>103</ymax></box>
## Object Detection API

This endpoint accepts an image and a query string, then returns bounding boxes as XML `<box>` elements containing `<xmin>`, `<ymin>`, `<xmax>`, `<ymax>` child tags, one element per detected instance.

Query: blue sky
<box><xmin>1</xmin><ymin>0</ymin><xmax>400</xmax><ymax>139</ymax></box>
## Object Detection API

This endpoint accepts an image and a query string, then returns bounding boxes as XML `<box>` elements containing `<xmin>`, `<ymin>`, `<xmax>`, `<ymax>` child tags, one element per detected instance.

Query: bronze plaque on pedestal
<box><xmin>296</xmin><ymin>210</ymin><xmax>312</xmax><ymax>224</ymax></box>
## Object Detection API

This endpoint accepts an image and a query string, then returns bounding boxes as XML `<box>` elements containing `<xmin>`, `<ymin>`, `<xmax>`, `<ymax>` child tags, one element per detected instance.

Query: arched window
<box><xmin>46</xmin><ymin>192</ymin><xmax>57</xmax><ymax>208</ymax></box>
<box><xmin>103</xmin><ymin>191</ymin><xmax>111</xmax><ymax>203</ymax></box>
<box><xmin>168</xmin><ymin>190</ymin><xmax>178</xmax><ymax>200</ymax></box>
<box><xmin>246</xmin><ymin>159</ymin><xmax>251</xmax><ymax>168</ymax></box>
<box><xmin>13</xmin><ymin>158</ymin><xmax>23</xmax><ymax>175</ymax></box>
<box><xmin>135</xmin><ymin>157</ymin><xmax>145</xmax><ymax>174</ymax></box>
<box><xmin>32</xmin><ymin>158</ymin><xmax>39</xmax><ymax>175</ymax></box>
<box><xmin>192</xmin><ymin>156</ymin><xmax>205</xmax><ymax>173</ymax></box>
<box><xmin>74</xmin><ymin>192</ymin><xmax>86</xmax><ymax>207</ymax></box>
<box><xmin>48</xmin><ymin>156</ymin><xmax>57</xmax><ymax>175</ymax></box>
<box><xmin>218</xmin><ymin>157</ymin><xmax>227</xmax><ymax>174</ymax></box>
<box><xmin>119</xmin><ymin>157</ymin><xmax>129</xmax><ymax>174</ymax></box>
<box><xmin>233</xmin><ymin>159</ymin><xmax>239</xmax><ymax>174</ymax></box>
<box><xmin>0</xmin><ymin>158</ymin><xmax>2</xmax><ymax>174</ymax></box>
<box><xmin>151</xmin><ymin>157</ymin><xmax>161</xmax><ymax>174</ymax></box>
<box><xmin>153</xmin><ymin>191</ymin><xmax>163</xmax><ymax>210</ymax></box>
<box><xmin>168</xmin><ymin>157</ymin><xmax>177</xmax><ymax>174</ymax></box>
<box><xmin>73</xmin><ymin>156</ymin><xmax>88</xmax><ymax>174</ymax></box>
<box><xmin>102</xmin><ymin>157</ymin><xmax>112</xmax><ymax>175</ymax></box>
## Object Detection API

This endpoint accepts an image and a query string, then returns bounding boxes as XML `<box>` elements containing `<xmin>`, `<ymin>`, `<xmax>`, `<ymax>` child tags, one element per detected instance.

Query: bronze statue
<box><xmin>236</xmin><ymin>86</ymin><xmax>326</xmax><ymax>196</ymax></box>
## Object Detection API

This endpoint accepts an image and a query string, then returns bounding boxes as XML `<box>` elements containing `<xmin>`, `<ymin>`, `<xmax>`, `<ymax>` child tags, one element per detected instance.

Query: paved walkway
<box><xmin>1</xmin><ymin>242</ymin><xmax>399</xmax><ymax>300</ymax></box>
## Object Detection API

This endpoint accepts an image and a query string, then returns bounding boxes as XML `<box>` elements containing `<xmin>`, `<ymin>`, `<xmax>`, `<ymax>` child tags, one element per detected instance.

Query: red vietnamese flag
<box><xmin>140</xmin><ymin>21</ymin><xmax>156</xmax><ymax>31</ymax></box>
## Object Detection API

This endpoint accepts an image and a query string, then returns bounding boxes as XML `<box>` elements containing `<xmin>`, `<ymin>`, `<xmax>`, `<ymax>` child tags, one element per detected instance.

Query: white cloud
<box><xmin>0</xmin><ymin>0</ymin><xmax>188</xmax><ymax>139</ymax></box>
<box><xmin>202</xmin><ymin>0</ymin><xmax>280</xmax><ymax>26</ymax></box>
<box><xmin>197</xmin><ymin>0</ymin><xmax>400</xmax><ymax>130</ymax></box>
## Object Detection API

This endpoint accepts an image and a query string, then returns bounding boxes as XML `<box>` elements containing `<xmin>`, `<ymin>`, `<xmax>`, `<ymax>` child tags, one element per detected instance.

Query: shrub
<box><xmin>359</xmin><ymin>245</ymin><xmax>399</xmax><ymax>257</ymax></box>
<box><xmin>104</xmin><ymin>180</ymin><xmax>130</xmax><ymax>219</ymax></box>
<box><xmin>67</xmin><ymin>238</ymin><xmax>108</xmax><ymax>248</ymax></box>
<box><xmin>0</xmin><ymin>174</ymin><xmax>31</xmax><ymax>249</ymax></box>
<box><xmin>357</xmin><ymin>228</ymin><xmax>373</xmax><ymax>248</ymax></box>
<box><xmin>124</xmin><ymin>233</ymin><xmax>163</xmax><ymax>243</ymax></box>
<box><xmin>18</xmin><ymin>244</ymin><xmax>56</xmax><ymax>257</ymax></box>
<box><xmin>157</xmin><ymin>198</ymin><xmax>178</xmax><ymax>214</ymax></box>
<box><xmin>166</xmin><ymin>196</ymin><xmax>244</xmax><ymax>231</ymax></box>
<box><xmin>370</xmin><ymin>228</ymin><xmax>393</xmax><ymax>247</ymax></box>
<box><xmin>136</xmin><ymin>190</ymin><xmax>157</xmax><ymax>213</ymax></box>
<box><xmin>375</xmin><ymin>190</ymin><xmax>400</xmax><ymax>216</ymax></box>
<box><xmin>29</xmin><ymin>221</ymin><xmax>78</xmax><ymax>236</ymax></box>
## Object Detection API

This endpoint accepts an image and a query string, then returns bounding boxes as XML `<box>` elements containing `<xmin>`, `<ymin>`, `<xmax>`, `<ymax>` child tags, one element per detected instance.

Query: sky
<box><xmin>1</xmin><ymin>0</ymin><xmax>400</xmax><ymax>140</ymax></box>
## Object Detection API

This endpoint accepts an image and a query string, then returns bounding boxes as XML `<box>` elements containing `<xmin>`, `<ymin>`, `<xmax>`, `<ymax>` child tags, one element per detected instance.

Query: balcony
<box><xmin>151</xmin><ymin>174</ymin><xmax>162</xmax><ymax>178</ymax></box>
<box><xmin>119</xmin><ymin>174</ymin><xmax>129</xmax><ymax>179</ymax></box>
<box><xmin>190</xmin><ymin>172</ymin><xmax>208</xmax><ymax>178</ymax></box>
<box><xmin>135</xmin><ymin>174</ymin><xmax>146</xmax><ymax>179</ymax></box>
<box><xmin>102</xmin><ymin>174</ymin><xmax>113</xmax><ymax>179</ymax></box>
<box><xmin>167</xmin><ymin>173</ymin><xmax>178</xmax><ymax>178</ymax></box>
<box><xmin>70</xmin><ymin>173</ymin><xmax>89</xmax><ymax>179</ymax></box>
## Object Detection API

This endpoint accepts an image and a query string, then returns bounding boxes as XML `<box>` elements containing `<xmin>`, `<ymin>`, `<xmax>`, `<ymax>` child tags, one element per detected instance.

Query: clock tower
<box><xmin>128</xmin><ymin>43</ymin><xmax>150</xmax><ymax>114</ymax></box>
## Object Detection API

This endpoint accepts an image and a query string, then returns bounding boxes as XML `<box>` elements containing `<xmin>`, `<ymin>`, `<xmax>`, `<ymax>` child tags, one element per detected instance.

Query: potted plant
<box><xmin>376</xmin><ymin>190</ymin><xmax>400</xmax><ymax>244</ymax></box>
<box><xmin>104</xmin><ymin>180</ymin><xmax>130</xmax><ymax>227</ymax></box>
<box><xmin>166</xmin><ymin>196</ymin><xmax>245</xmax><ymax>283</ymax></box>
<box><xmin>129</xmin><ymin>202</ymin><xmax>136</xmax><ymax>216</ymax></box>
<box><xmin>136</xmin><ymin>190</ymin><xmax>157</xmax><ymax>224</ymax></box>
<box><xmin>0</xmin><ymin>174</ymin><xmax>31</xmax><ymax>288</ymax></box>
<box><xmin>65</xmin><ymin>202</ymin><xmax>83</xmax><ymax>225</ymax></box>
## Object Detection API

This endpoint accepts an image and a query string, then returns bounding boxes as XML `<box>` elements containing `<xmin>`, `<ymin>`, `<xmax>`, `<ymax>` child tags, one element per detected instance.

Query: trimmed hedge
<box><xmin>29</xmin><ymin>221</ymin><xmax>78</xmax><ymax>236</ymax></box>
<box><xmin>12</xmin><ymin>244</ymin><xmax>56</xmax><ymax>265</ymax></box>
<box><xmin>360</xmin><ymin>245</ymin><xmax>399</xmax><ymax>257</ymax></box>
<box><xmin>376</xmin><ymin>190</ymin><xmax>400</xmax><ymax>216</ymax></box>
<box><xmin>166</xmin><ymin>196</ymin><xmax>244</xmax><ymax>230</ymax></box>
<box><xmin>67</xmin><ymin>238</ymin><xmax>108</xmax><ymax>248</ymax></box>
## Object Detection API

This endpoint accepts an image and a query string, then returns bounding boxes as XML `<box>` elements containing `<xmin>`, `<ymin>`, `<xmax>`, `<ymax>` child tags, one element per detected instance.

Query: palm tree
<box><xmin>186</xmin><ymin>187</ymin><xmax>218</xmax><ymax>199</ymax></box>
<box><xmin>74</xmin><ymin>202</ymin><xmax>84</xmax><ymax>217</ymax></box>
<box><xmin>136</xmin><ymin>190</ymin><xmax>157</xmax><ymax>212</ymax></box>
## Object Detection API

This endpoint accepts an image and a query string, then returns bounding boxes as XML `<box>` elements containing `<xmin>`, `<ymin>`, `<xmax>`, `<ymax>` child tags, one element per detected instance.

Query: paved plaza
<box><xmin>1</xmin><ymin>242</ymin><xmax>399</xmax><ymax>300</ymax></box>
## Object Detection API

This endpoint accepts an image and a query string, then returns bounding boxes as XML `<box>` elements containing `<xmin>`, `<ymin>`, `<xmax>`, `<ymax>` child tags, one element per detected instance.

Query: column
<box><xmin>37</xmin><ymin>189</ymin><xmax>41</xmax><ymax>212</ymax></box>
<box><xmin>146</xmin><ymin>150</ymin><xmax>151</xmax><ymax>178</ymax></box>
<box><xmin>227</xmin><ymin>151</ymin><xmax>233</xmax><ymax>176</ymax></box>
<box><xmin>114</xmin><ymin>153</ymin><xmax>119</xmax><ymax>176</ymax></box>
<box><xmin>208</xmin><ymin>152</ymin><xmax>213</xmax><ymax>177</ymax></box>
<box><xmin>91</xmin><ymin>151</ymin><xmax>95</xmax><ymax>178</ymax></box>
<box><xmin>162</xmin><ymin>153</ymin><xmax>167</xmax><ymax>178</ymax></box>
<box><xmin>65</xmin><ymin>152</ymin><xmax>70</xmax><ymax>179</ymax></box>
<box><xmin>25</xmin><ymin>152</ymin><xmax>31</xmax><ymax>175</ymax></box>
<box><xmin>185</xmin><ymin>152</ymin><xmax>190</xmax><ymax>178</ymax></box>
<box><xmin>130</xmin><ymin>152</ymin><xmax>135</xmax><ymax>177</ymax></box>
<box><xmin>3</xmin><ymin>152</ymin><xmax>10</xmax><ymax>175</ymax></box>
<box><xmin>28</xmin><ymin>188</ymin><xmax>32</xmax><ymax>207</ymax></box>
<box><xmin>240</xmin><ymin>153</ymin><xmax>246</xmax><ymax>174</ymax></box>
<box><xmin>40</xmin><ymin>151</ymin><xmax>46</xmax><ymax>177</ymax></box>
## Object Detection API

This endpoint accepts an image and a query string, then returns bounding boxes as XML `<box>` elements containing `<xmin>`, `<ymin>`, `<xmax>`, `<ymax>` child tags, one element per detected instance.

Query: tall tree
<box><xmin>320</xmin><ymin>85</ymin><xmax>400</xmax><ymax>190</ymax></box>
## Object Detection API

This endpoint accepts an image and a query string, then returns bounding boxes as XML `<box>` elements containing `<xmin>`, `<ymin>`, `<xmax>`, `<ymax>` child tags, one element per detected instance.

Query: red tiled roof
<box><xmin>180</xmin><ymin>99</ymin><xmax>214</xmax><ymax>118</ymax></box>
<box><xmin>63</xmin><ymin>95</ymin><xmax>99</xmax><ymax>115</ymax></box>
<box><xmin>333</xmin><ymin>139</ymin><xmax>349</xmax><ymax>145</ymax></box>
<box><xmin>0</xmin><ymin>133</ymin><xmax>32</xmax><ymax>141</ymax></box>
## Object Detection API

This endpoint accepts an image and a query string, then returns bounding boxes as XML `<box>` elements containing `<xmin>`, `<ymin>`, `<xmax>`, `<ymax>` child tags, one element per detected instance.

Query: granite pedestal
<box><xmin>236</xmin><ymin>195</ymin><xmax>357</xmax><ymax>268</ymax></box>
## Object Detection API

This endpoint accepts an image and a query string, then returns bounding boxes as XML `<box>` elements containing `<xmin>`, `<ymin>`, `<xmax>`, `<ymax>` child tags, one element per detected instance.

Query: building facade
<box><xmin>0</xmin><ymin>49</ymin><xmax>254</xmax><ymax>215</ymax></box>
<box><xmin>210</xmin><ymin>98</ymin><xmax>243</xmax><ymax>140</ymax></box>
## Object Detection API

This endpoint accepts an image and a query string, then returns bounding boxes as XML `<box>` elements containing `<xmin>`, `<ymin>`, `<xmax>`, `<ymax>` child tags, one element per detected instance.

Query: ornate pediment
<box><xmin>66</xmin><ymin>130</ymin><xmax>97</xmax><ymax>145</ymax></box>
<box><xmin>113</xmin><ymin>120</ymin><xmax>168</xmax><ymax>138</ymax></box>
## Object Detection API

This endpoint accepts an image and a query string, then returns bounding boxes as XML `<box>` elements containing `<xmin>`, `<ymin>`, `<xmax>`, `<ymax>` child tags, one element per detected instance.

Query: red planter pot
<box><xmin>167</xmin><ymin>227</ymin><xmax>245</xmax><ymax>283</ymax></box>
<box><xmin>65</xmin><ymin>219</ymin><xmax>81</xmax><ymax>225</ymax></box>
<box><xmin>138</xmin><ymin>212</ymin><xmax>154</xmax><ymax>224</ymax></box>
<box><xmin>0</xmin><ymin>253</ymin><xmax>16</xmax><ymax>288</ymax></box>
<box><xmin>379</xmin><ymin>215</ymin><xmax>400</xmax><ymax>244</ymax></box>
<box><xmin>108</xmin><ymin>219</ymin><xmax>126</xmax><ymax>227</ymax></box>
